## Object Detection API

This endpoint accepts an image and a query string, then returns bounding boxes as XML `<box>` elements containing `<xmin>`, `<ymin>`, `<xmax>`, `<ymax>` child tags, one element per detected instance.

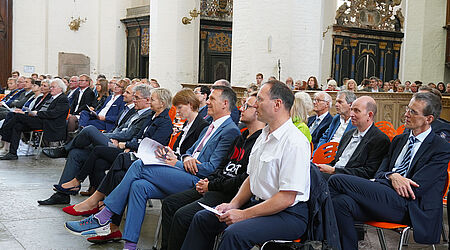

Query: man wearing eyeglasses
<box><xmin>308</xmin><ymin>91</ymin><xmax>333</xmax><ymax>148</ymax></box>
<box><xmin>69</xmin><ymin>74</ymin><xmax>96</xmax><ymax>116</ymax></box>
<box><xmin>329</xmin><ymin>92</ymin><xmax>450</xmax><ymax>250</ymax></box>
<box><xmin>77</xmin><ymin>79</ymin><xmax>127</xmax><ymax>132</ymax></box>
<box><xmin>39</xmin><ymin>84</ymin><xmax>152</xmax><ymax>205</ymax></box>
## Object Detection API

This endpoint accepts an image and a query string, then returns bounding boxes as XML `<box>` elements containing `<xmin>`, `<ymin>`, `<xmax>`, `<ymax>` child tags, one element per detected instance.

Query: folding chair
<box><xmin>365</xmin><ymin>160</ymin><xmax>450</xmax><ymax>250</ymax></box>
<box><xmin>375</xmin><ymin>121</ymin><xmax>395</xmax><ymax>129</ymax></box>
<box><xmin>312</xmin><ymin>142</ymin><xmax>339</xmax><ymax>164</ymax></box>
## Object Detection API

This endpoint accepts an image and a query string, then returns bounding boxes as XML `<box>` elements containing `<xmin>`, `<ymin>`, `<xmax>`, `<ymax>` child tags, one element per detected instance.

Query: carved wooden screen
<box><xmin>121</xmin><ymin>15</ymin><xmax>149</xmax><ymax>79</ymax></box>
<box><xmin>0</xmin><ymin>0</ymin><xmax>12</xmax><ymax>88</ymax></box>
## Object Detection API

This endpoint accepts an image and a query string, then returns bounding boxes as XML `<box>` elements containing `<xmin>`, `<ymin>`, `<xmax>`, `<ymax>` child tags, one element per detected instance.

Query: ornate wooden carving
<box><xmin>200</xmin><ymin>0</ymin><xmax>233</xmax><ymax>21</ymax></box>
<box><xmin>0</xmin><ymin>0</ymin><xmax>12</xmax><ymax>89</ymax></box>
<box><xmin>336</xmin><ymin>0</ymin><xmax>404</xmax><ymax>32</ymax></box>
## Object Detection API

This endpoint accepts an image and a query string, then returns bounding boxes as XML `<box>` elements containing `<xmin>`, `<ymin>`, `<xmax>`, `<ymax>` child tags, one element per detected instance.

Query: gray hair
<box><xmin>314</xmin><ymin>91</ymin><xmax>332</xmax><ymax>108</ymax></box>
<box><xmin>291</xmin><ymin>91</ymin><xmax>313</xmax><ymax>123</ymax></box>
<box><xmin>213</xmin><ymin>79</ymin><xmax>231</xmax><ymax>88</ymax></box>
<box><xmin>151</xmin><ymin>88</ymin><xmax>173</xmax><ymax>110</ymax></box>
<box><xmin>51</xmin><ymin>78</ymin><xmax>67</xmax><ymax>92</ymax></box>
<box><xmin>413</xmin><ymin>92</ymin><xmax>442</xmax><ymax>119</ymax></box>
<box><xmin>133</xmin><ymin>84</ymin><xmax>152</xmax><ymax>99</ymax></box>
<box><xmin>211</xmin><ymin>85</ymin><xmax>237</xmax><ymax>112</ymax></box>
<box><xmin>337</xmin><ymin>90</ymin><xmax>356</xmax><ymax>104</ymax></box>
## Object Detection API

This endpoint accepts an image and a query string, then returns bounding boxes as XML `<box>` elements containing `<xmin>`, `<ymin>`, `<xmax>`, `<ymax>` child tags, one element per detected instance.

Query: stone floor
<box><xmin>0</xmin><ymin>154</ymin><xmax>448</xmax><ymax>249</ymax></box>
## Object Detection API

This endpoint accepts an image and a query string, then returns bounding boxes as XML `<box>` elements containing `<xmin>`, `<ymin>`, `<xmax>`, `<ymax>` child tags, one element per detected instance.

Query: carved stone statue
<box><xmin>336</xmin><ymin>3</ymin><xmax>349</xmax><ymax>26</ymax></box>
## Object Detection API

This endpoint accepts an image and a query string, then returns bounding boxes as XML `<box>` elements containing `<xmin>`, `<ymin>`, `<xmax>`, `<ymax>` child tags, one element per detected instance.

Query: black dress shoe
<box><xmin>0</xmin><ymin>153</ymin><xmax>18</xmax><ymax>160</ymax></box>
<box><xmin>42</xmin><ymin>146</ymin><xmax>68</xmax><ymax>158</ymax></box>
<box><xmin>37</xmin><ymin>192</ymin><xmax>70</xmax><ymax>205</ymax></box>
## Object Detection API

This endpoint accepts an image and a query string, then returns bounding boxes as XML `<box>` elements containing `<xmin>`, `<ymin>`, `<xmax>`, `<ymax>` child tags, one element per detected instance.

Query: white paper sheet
<box><xmin>198</xmin><ymin>202</ymin><xmax>223</xmax><ymax>216</ymax></box>
<box><xmin>135</xmin><ymin>137</ymin><xmax>171</xmax><ymax>166</ymax></box>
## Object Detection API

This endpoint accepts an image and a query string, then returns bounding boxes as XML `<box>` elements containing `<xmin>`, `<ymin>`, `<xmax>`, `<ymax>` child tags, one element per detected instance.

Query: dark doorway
<box><xmin>199</xmin><ymin>20</ymin><xmax>232</xmax><ymax>83</ymax></box>
<box><xmin>121</xmin><ymin>16</ymin><xmax>149</xmax><ymax>79</ymax></box>
<box><xmin>0</xmin><ymin>0</ymin><xmax>12</xmax><ymax>88</ymax></box>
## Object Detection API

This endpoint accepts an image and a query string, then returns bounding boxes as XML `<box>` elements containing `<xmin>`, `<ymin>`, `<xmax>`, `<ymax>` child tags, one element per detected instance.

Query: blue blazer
<box><xmin>204</xmin><ymin>106</ymin><xmax>241</xmax><ymax>126</ymax></box>
<box><xmin>126</xmin><ymin>108</ymin><xmax>173</xmax><ymax>151</ymax></box>
<box><xmin>308</xmin><ymin>113</ymin><xmax>333</xmax><ymax>148</ymax></box>
<box><xmin>375</xmin><ymin>132</ymin><xmax>450</xmax><ymax>244</ymax></box>
<box><xmin>176</xmin><ymin>116</ymin><xmax>240</xmax><ymax>178</ymax></box>
<box><xmin>96</xmin><ymin>95</ymin><xmax>125</xmax><ymax>132</ymax></box>
<box><xmin>317</xmin><ymin>115</ymin><xmax>355</xmax><ymax>148</ymax></box>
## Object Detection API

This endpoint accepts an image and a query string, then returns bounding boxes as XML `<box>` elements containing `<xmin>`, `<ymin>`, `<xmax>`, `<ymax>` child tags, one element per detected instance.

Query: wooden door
<box><xmin>0</xmin><ymin>0</ymin><xmax>12</xmax><ymax>88</ymax></box>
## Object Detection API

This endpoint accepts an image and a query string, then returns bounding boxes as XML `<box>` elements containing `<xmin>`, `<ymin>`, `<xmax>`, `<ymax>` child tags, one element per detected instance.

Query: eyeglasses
<box><xmin>313</xmin><ymin>99</ymin><xmax>326</xmax><ymax>103</ymax></box>
<box><xmin>405</xmin><ymin>106</ymin><xmax>427</xmax><ymax>116</ymax></box>
<box><xmin>241</xmin><ymin>103</ymin><xmax>256</xmax><ymax>111</ymax></box>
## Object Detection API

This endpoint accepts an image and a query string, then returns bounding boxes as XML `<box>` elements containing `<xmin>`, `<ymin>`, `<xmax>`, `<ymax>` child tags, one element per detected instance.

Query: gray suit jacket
<box><xmin>105</xmin><ymin>109</ymin><xmax>152</xmax><ymax>142</ymax></box>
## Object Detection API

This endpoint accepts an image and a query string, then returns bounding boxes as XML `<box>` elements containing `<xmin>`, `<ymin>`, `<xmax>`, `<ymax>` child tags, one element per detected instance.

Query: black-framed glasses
<box><xmin>241</xmin><ymin>102</ymin><xmax>256</xmax><ymax>111</ymax></box>
<box><xmin>405</xmin><ymin>106</ymin><xmax>425</xmax><ymax>116</ymax></box>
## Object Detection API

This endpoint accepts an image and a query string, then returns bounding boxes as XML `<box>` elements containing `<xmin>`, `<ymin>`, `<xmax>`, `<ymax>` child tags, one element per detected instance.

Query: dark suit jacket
<box><xmin>308</xmin><ymin>112</ymin><xmax>333</xmax><ymax>148</ymax></box>
<box><xmin>67</xmin><ymin>88</ymin><xmax>80</xmax><ymax>106</ymax></box>
<box><xmin>173</xmin><ymin>113</ymin><xmax>209</xmax><ymax>156</ymax></box>
<box><xmin>34</xmin><ymin>94</ymin><xmax>52</xmax><ymax>111</ymax></box>
<box><xmin>105</xmin><ymin>108</ymin><xmax>152</xmax><ymax>142</ymax></box>
<box><xmin>36</xmin><ymin>93</ymin><xmax>70</xmax><ymax>141</ymax></box>
<box><xmin>95</xmin><ymin>95</ymin><xmax>125</xmax><ymax>132</ymax></box>
<box><xmin>9</xmin><ymin>90</ymin><xmax>34</xmax><ymax>108</ymax></box>
<box><xmin>70</xmin><ymin>87</ymin><xmax>95</xmax><ymax>115</ymax></box>
<box><xmin>126</xmin><ymin>108</ymin><xmax>173</xmax><ymax>151</ymax></box>
<box><xmin>329</xmin><ymin>124</ymin><xmax>390</xmax><ymax>179</ymax></box>
<box><xmin>116</xmin><ymin>105</ymin><xmax>136</xmax><ymax>128</ymax></box>
<box><xmin>317</xmin><ymin>115</ymin><xmax>355</xmax><ymax>148</ymax></box>
<box><xmin>198</xmin><ymin>105</ymin><xmax>208</xmax><ymax>119</ymax></box>
<box><xmin>374</xmin><ymin>132</ymin><xmax>450</xmax><ymax>244</ymax></box>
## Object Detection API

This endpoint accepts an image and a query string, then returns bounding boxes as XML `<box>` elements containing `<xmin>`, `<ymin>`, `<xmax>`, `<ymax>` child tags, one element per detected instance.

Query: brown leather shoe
<box><xmin>80</xmin><ymin>186</ymin><xmax>96</xmax><ymax>196</ymax></box>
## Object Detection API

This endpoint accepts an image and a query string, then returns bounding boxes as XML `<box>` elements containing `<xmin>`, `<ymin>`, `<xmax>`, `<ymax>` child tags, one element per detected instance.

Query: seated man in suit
<box><xmin>77</xmin><ymin>79</ymin><xmax>127</xmax><ymax>132</ymax></box>
<box><xmin>181</xmin><ymin>80</ymin><xmax>311</xmax><ymax>250</ymax></box>
<box><xmin>0</xmin><ymin>78</ymin><xmax>70</xmax><ymax>160</ymax></box>
<box><xmin>204</xmin><ymin>80</ymin><xmax>240</xmax><ymax>125</ymax></box>
<box><xmin>38</xmin><ymin>84</ymin><xmax>151</xmax><ymax>205</ymax></box>
<box><xmin>317</xmin><ymin>90</ymin><xmax>356</xmax><ymax>148</ymax></box>
<box><xmin>316</xmin><ymin>96</ymin><xmax>390</xmax><ymax>180</ymax></box>
<box><xmin>66</xmin><ymin>76</ymin><xmax>79</xmax><ymax>106</ymax></box>
<box><xmin>67</xmin><ymin>74</ymin><xmax>96</xmax><ymax>132</ymax></box>
<box><xmin>417</xmin><ymin>86</ymin><xmax>450</xmax><ymax>142</ymax></box>
<box><xmin>308</xmin><ymin>91</ymin><xmax>333</xmax><ymax>148</ymax></box>
<box><xmin>65</xmin><ymin>85</ymin><xmax>241</xmax><ymax>250</ymax></box>
<box><xmin>362</xmin><ymin>76</ymin><xmax>383</xmax><ymax>92</ymax></box>
<box><xmin>194</xmin><ymin>85</ymin><xmax>210</xmax><ymax>119</ymax></box>
<box><xmin>329</xmin><ymin>92</ymin><xmax>450</xmax><ymax>250</ymax></box>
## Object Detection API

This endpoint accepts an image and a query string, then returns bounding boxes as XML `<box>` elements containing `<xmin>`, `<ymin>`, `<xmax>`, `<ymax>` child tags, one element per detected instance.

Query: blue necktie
<box><xmin>395</xmin><ymin>136</ymin><xmax>417</xmax><ymax>176</ymax></box>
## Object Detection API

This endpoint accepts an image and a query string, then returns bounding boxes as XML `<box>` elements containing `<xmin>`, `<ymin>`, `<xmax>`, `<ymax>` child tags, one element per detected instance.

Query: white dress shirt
<box><xmin>330</xmin><ymin>116</ymin><xmax>351</xmax><ymax>143</ymax></box>
<box><xmin>98</xmin><ymin>94</ymin><xmax>119</xmax><ymax>117</ymax></box>
<box><xmin>247</xmin><ymin>119</ymin><xmax>311</xmax><ymax>205</ymax></box>
<box><xmin>392</xmin><ymin>127</ymin><xmax>432</xmax><ymax>173</ymax></box>
<box><xmin>74</xmin><ymin>87</ymin><xmax>88</xmax><ymax>112</ymax></box>
<box><xmin>334</xmin><ymin>124</ymin><xmax>372</xmax><ymax>169</ymax></box>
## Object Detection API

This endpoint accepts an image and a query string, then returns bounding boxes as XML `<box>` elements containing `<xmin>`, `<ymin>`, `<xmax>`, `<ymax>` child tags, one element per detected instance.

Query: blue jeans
<box><xmin>103</xmin><ymin>159</ymin><xmax>200</xmax><ymax>243</ymax></box>
<box><xmin>182</xmin><ymin>199</ymin><xmax>308</xmax><ymax>250</ymax></box>
<box><xmin>78</xmin><ymin>110</ymin><xmax>108</xmax><ymax>131</ymax></box>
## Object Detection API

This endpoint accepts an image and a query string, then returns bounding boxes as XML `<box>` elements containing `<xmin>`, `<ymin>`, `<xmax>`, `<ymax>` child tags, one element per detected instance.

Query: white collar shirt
<box><xmin>334</xmin><ymin>123</ymin><xmax>372</xmax><ymax>169</ymax></box>
<box><xmin>393</xmin><ymin>127</ymin><xmax>432</xmax><ymax>172</ymax></box>
<box><xmin>192</xmin><ymin>115</ymin><xmax>229</xmax><ymax>159</ymax></box>
<box><xmin>330</xmin><ymin>116</ymin><xmax>351</xmax><ymax>143</ymax></box>
<box><xmin>75</xmin><ymin>87</ymin><xmax>88</xmax><ymax>111</ymax></box>
<box><xmin>98</xmin><ymin>94</ymin><xmax>119</xmax><ymax>117</ymax></box>
<box><xmin>175</xmin><ymin>118</ymin><xmax>195</xmax><ymax>155</ymax></box>
<box><xmin>247</xmin><ymin>119</ymin><xmax>311</xmax><ymax>205</ymax></box>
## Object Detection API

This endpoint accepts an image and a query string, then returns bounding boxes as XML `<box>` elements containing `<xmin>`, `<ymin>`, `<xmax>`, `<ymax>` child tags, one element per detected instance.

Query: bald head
<box><xmin>213</xmin><ymin>79</ymin><xmax>231</xmax><ymax>88</ymax></box>
<box><xmin>350</xmin><ymin>96</ymin><xmax>377</xmax><ymax>131</ymax></box>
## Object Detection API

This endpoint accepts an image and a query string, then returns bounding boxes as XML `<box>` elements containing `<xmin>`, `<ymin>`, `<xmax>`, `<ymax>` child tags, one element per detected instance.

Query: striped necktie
<box><xmin>395</xmin><ymin>136</ymin><xmax>417</xmax><ymax>176</ymax></box>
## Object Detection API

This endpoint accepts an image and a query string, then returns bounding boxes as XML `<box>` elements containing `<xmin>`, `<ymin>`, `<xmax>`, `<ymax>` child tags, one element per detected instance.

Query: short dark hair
<box><xmin>265</xmin><ymin>80</ymin><xmax>294</xmax><ymax>111</ymax></box>
<box><xmin>419</xmin><ymin>85</ymin><xmax>442</xmax><ymax>100</ymax></box>
<box><xmin>97</xmin><ymin>74</ymin><xmax>106</xmax><ymax>80</ymax></box>
<box><xmin>211</xmin><ymin>85</ymin><xmax>237</xmax><ymax>112</ymax></box>
<box><xmin>198</xmin><ymin>85</ymin><xmax>211</xmax><ymax>100</ymax></box>
<box><xmin>413</xmin><ymin>92</ymin><xmax>441</xmax><ymax>119</ymax></box>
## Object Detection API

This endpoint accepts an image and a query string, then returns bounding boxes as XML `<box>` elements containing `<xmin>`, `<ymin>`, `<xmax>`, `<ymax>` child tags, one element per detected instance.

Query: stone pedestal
<box><xmin>149</xmin><ymin>0</ymin><xmax>200</xmax><ymax>93</ymax></box>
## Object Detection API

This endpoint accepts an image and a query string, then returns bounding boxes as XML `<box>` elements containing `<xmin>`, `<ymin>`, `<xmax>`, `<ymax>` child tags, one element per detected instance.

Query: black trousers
<box><xmin>75</xmin><ymin>146</ymin><xmax>123</xmax><ymax>188</ymax></box>
<box><xmin>161</xmin><ymin>189</ymin><xmax>232</xmax><ymax>250</ymax></box>
<box><xmin>0</xmin><ymin>113</ymin><xmax>43</xmax><ymax>155</ymax></box>
<box><xmin>96</xmin><ymin>151</ymin><xmax>136</xmax><ymax>226</ymax></box>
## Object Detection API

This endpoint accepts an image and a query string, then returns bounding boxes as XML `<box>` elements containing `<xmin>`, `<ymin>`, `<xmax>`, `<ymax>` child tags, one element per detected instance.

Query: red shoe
<box><xmin>87</xmin><ymin>230</ymin><xmax>122</xmax><ymax>244</ymax></box>
<box><xmin>62</xmin><ymin>205</ymin><xmax>99</xmax><ymax>216</ymax></box>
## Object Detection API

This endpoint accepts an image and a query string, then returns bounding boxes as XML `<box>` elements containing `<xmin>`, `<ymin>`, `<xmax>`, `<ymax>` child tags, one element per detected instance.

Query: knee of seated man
<box><xmin>130</xmin><ymin>179</ymin><xmax>151</xmax><ymax>193</ymax></box>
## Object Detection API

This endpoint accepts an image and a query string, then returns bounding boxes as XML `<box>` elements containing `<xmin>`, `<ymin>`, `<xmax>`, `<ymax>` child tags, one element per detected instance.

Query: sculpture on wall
<box><xmin>200</xmin><ymin>0</ymin><xmax>233</xmax><ymax>22</ymax></box>
<box><xmin>335</xmin><ymin>0</ymin><xmax>404</xmax><ymax>32</ymax></box>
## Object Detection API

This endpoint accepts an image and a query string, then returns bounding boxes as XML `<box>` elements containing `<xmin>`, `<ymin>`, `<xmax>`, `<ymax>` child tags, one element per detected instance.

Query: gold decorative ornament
<box><xmin>182</xmin><ymin>8</ymin><xmax>201</xmax><ymax>25</ymax></box>
<box><xmin>68</xmin><ymin>16</ymin><xmax>87</xmax><ymax>31</ymax></box>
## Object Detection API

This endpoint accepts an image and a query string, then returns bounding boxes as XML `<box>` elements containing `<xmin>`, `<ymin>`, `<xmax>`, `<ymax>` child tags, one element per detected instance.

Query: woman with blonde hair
<box><xmin>345</xmin><ymin>79</ymin><xmax>357</xmax><ymax>92</ymax></box>
<box><xmin>290</xmin><ymin>91</ymin><xmax>312</xmax><ymax>142</ymax></box>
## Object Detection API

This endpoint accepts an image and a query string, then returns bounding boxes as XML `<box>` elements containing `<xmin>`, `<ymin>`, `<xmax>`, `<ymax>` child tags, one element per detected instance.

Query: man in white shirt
<box><xmin>181</xmin><ymin>80</ymin><xmax>311</xmax><ymax>250</ymax></box>
<box><xmin>308</xmin><ymin>91</ymin><xmax>333</xmax><ymax>148</ymax></box>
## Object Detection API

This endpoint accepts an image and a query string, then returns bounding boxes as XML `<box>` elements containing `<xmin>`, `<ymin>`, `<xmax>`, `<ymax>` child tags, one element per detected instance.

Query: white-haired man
<box><xmin>308</xmin><ymin>91</ymin><xmax>333</xmax><ymax>148</ymax></box>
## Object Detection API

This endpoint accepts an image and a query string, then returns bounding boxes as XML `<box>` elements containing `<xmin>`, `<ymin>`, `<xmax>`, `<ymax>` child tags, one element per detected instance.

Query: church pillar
<box><xmin>230</xmin><ymin>0</ymin><xmax>325</xmax><ymax>86</ymax></box>
<box><xmin>149</xmin><ymin>0</ymin><xmax>200</xmax><ymax>93</ymax></box>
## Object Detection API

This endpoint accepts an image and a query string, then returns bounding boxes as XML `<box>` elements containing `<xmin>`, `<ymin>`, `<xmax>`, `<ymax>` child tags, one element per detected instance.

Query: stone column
<box><xmin>230</xmin><ymin>0</ymin><xmax>325</xmax><ymax>87</ymax></box>
<box><xmin>149</xmin><ymin>0</ymin><xmax>200</xmax><ymax>93</ymax></box>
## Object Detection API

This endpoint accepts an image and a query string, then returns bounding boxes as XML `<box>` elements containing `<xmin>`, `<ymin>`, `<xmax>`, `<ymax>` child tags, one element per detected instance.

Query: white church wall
<box><xmin>230</xmin><ymin>0</ymin><xmax>324</xmax><ymax>87</ymax></box>
<box><xmin>12</xmin><ymin>0</ymin><xmax>129</xmax><ymax>79</ymax></box>
<box><xmin>401</xmin><ymin>0</ymin><xmax>447</xmax><ymax>83</ymax></box>
<box><xmin>320</xmin><ymin>0</ymin><xmax>337</xmax><ymax>87</ymax></box>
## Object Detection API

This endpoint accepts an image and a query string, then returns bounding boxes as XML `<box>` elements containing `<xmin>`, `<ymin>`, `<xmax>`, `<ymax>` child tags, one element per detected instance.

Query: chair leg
<box><xmin>152</xmin><ymin>209</ymin><xmax>162</xmax><ymax>250</ymax></box>
<box><xmin>376</xmin><ymin>228</ymin><xmax>387</xmax><ymax>250</ymax></box>
<box><xmin>442</xmin><ymin>222</ymin><xmax>448</xmax><ymax>242</ymax></box>
<box><xmin>213</xmin><ymin>232</ymin><xmax>223</xmax><ymax>250</ymax></box>
<box><xmin>398</xmin><ymin>227</ymin><xmax>410</xmax><ymax>250</ymax></box>
<box><xmin>34</xmin><ymin>132</ymin><xmax>44</xmax><ymax>160</ymax></box>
